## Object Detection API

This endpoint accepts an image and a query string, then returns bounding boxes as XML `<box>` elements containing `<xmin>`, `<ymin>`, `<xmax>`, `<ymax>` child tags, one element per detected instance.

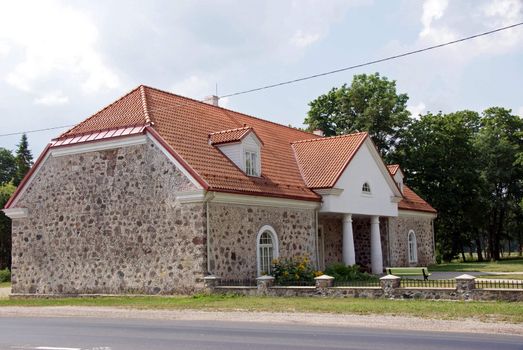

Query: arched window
<box><xmin>362</xmin><ymin>182</ymin><xmax>371</xmax><ymax>193</ymax></box>
<box><xmin>408</xmin><ymin>230</ymin><xmax>418</xmax><ymax>263</ymax></box>
<box><xmin>257</xmin><ymin>225</ymin><xmax>279</xmax><ymax>276</ymax></box>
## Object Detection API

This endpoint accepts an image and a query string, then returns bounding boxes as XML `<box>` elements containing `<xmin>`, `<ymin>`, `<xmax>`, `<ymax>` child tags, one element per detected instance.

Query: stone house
<box><xmin>3</xmin><ymin>85</ymin><xmax>436</xmax><ymax>295</ymax></box>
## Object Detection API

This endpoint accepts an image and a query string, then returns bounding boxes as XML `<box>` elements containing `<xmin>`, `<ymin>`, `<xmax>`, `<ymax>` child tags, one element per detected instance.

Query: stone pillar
<box><xmin>342</xmin><ymin>214</ymin><xmax>356</xmax><ymax>266</ymax></box>
<box><xmin>370</xmin><ymin>216</ymin><xmax>383</xmax><ymax>274</ymax></box>
<box><xmin>256</xmin><ymin>275</ymin><xmax>275</xmax><ymax>295</ymax></box>
<box><xmin>314</xmin><ymin>274</ymin><xmax>334</xmax><ymax>289</ymax></box>
<box><xmin>203</xmin><ymin>275</ymin><xmax>220</xmax><ymax>292</ymax></box>
<box><xmin>455</xmin><ymin>274</ymin><xmax>476</xmax><ymax>300</ymax></box>
<box><xmin>380</xmin><ymin>274</ymin><xmax>401</xmax><ymax>298</ymax></box>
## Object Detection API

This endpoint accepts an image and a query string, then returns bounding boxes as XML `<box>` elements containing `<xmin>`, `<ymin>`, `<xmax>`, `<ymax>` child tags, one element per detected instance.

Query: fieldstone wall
<box><xmin>11</xmin><ymin>139</ymin><xmax>207</xmax><ymax>295</ymax></box>
<box><xmin>320</xmin><ymin>216</ymin><xmax>389</xmax><ymax>272</ymax></box>
<box><xmin>388</xmin><ymin>214</ymin><xmax>435</xmax><ymax>267</ymax></box>
<box><xmin>208</xmin><ymin>203</ymin><xmax>316</xmax><ymax>279</ymax></box>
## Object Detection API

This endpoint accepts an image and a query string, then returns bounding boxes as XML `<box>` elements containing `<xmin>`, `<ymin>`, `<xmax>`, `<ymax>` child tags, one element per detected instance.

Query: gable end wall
<box><xmin>11</xmin><ymin>139</ymin><xmax>207</xmax><ymax>295</ymax></box>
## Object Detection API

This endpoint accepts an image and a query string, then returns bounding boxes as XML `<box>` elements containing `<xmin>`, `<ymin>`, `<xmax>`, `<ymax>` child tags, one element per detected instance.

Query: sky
<box><xmin>1</xmin><ymin>0</ymin><xmax>522</xmax><ymax>157</ymax></box>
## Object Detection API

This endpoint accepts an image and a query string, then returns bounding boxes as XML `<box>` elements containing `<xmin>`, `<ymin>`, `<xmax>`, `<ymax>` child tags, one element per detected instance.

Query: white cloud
<box><xmin>0</xmin><ymin>0</ymin><xmax>120</xmax><ymax>94</ymax></box>
<box><xmin>171</xmin><ymin>75</ymin><xmax>229</xmax><ymax>107</ymax></box>
<box><xmin>407</xmin><ymin>102</ymin><xmax>426</xmax><ymax>118</ymax></box>
<box><xmin>290</xmin><ymin>30</ymin><xmax>321</xmax><ymax>48</ymax></box>
<box><xmin>34</xmin><ymin>91</ymin><xmax>69</xmax><ymax>106</ymax></box>
<box><xmin>420</xmin><ymin>0</ymin><xmax>449</xmax><ymax>38</ymax></box>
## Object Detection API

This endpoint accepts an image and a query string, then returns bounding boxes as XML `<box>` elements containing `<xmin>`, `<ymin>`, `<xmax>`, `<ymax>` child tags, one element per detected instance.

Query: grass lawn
<box><xmin>0</xmin><ymin>295</ymin><xmax>522</xmax><ymax>323</ymax></box>
<box><xmin>429</xmin><ymin>258</ymin><xmax>523</xmax><ymax>273</ymax></box>
<box><xmin>0</xmin><ymin>282</ymin><xmax>10</xmax><ymax>288</ymax></box>
<box><xmin>477</xmin><ymin>274</ymin><xmax>523</xmax><ymax>280</ymax></box>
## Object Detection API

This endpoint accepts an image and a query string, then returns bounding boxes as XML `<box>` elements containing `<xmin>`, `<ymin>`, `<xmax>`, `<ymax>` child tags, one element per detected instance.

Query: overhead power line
<box><xmin>2</xmin><ymin>21</ymin><xmax>522</xmax><ymax>138</ymax></box>
<box><xmin>0</xmin><ymin>124</ymin><xmax>74</xmax><ymax>137</ymax></box>
<box><xmin>219</xmin><ymin>22</ymin><xmax>523</xmax><ymax>98</ymax></box>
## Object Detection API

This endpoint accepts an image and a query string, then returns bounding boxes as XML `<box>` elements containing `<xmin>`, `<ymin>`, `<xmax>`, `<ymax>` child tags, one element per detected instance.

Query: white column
<box><xmin>342</xmin><ymin>214</ymin><xmax>356</xmax><ymax>266</ymax></box>
<box><xmin>370</xmin><ymin>216</ymin><xmax>383</xmax><ymax>274</ymax></box>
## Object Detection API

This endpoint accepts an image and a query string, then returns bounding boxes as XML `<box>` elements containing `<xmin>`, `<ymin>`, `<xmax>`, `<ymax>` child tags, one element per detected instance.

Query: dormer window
<box><xmin>209</xmin><ymin>126</ymin><xmax>263</xmax><ymax>177</ymax></box>
<box><xmin>362</xmin><ymin>182</ymin><xmax>371</xmax><ymax>193</ymax></box>
<box><xmin>245</xmin><ymin>150</ymin><xmax>259</xmax><ymax>176</ymax></box>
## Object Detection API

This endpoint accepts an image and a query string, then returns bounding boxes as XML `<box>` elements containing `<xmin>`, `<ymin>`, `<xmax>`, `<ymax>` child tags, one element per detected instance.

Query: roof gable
<box><xmin>291</xmin><ymin>132</ymin><xmax>368</xmax><ymax>188</ymax></box>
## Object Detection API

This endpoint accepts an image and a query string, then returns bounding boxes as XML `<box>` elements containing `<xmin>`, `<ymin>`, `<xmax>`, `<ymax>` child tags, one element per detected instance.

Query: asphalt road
<box><xmin>0</xmin><ymin>317</ymin><xmax>521</xmax><ymax>350</ymax></box>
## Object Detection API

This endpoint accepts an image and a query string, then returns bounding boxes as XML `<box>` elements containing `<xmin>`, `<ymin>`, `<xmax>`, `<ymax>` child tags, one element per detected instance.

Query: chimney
<box><xmin>203</xmin><ymin>95</ymin><xmax>219</xmax><ymax>106</ymax></box>
<box><xmin>313</xmin><ymin>129</ymin><xmax>324</xmax><ymax>136</ymax></box>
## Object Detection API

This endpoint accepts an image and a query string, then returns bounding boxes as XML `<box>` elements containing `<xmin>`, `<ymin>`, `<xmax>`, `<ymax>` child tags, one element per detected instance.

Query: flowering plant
<box><xmin>271</xmin><ymin>255</ymin><xmax>318</xmax><ymax>285</ymax></box>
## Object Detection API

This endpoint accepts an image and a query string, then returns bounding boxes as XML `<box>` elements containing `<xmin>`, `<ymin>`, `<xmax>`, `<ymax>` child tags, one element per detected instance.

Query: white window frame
<box><xmin>244</xmin><ymin>149</ymin><xmax>259</xmax><ymax>176</ymax></box>
<box><xmin>408</xmin><ymin>230</ymin><xmax>418</xmax><ymax>263</ymax></box>
<box><xmin>256</xmin><ymin>225</ymin><xmax>279</xmax><ymax>276</ymax></box>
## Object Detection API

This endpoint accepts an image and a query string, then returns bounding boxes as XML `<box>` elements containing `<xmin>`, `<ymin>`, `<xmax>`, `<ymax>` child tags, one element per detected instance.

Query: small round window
<box><xmin>362</xmin><ymin>182</ymin><xmax>371</xmax><ymax>193</ymax></box>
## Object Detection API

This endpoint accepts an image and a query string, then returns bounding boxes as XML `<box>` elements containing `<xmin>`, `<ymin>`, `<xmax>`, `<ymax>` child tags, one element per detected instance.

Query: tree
<box><xmin>0</xmin><ymin>183</ymin><xmax>15</xmax><ymax>269</ymax></box>
<box><xmin>393</xmin><ymin>111</ymin><xmax>483</xmax><ymax>261</ymax></box>
<box><xmin>304</xmin><ymin>73</ymin><xmax>411</xmax><ymax>159</ymax></box>
<box><xmin>475</xmin><ymin>107</ymin><xmax>523</xmax><ymax>260</ymax></box>
<box><xmin>0</xmin><ymin>148</ymin><xmax>16</xmax><ymax>185</ymax></box>
<box><xmin>12</xmin><ymin>134</ymin><xmax>33</xmax><ymax>186</ymax></box>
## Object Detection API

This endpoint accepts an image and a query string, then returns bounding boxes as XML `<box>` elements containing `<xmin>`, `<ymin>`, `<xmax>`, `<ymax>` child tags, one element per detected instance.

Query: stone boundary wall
<box><xmin>205</xmin><ymin>275</ymin><xmax>523</xmax><ymax>302</ymax></box>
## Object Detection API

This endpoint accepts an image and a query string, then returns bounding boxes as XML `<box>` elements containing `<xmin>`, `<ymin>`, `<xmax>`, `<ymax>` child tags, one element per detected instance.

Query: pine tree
<box><xmin>13</xmin><ymin>134</ymin><xmax>33</xmax><ymax>186</ymax></box>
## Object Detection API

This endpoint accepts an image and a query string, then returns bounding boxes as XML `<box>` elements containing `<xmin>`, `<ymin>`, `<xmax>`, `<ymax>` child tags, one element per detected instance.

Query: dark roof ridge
<box><xmin>140</xmin><ymin>85</ymin><xmax>321</xmax><ymax>139</ymax></box>
<box><xmin>291</xmin><ymin>131</ymin><xmax>368</xmax><ymax>144</ymax></box>
<box><xmin>209</xmin><ymin>126</ymin><xmax>251</xmax><ymax>136</ymax></box>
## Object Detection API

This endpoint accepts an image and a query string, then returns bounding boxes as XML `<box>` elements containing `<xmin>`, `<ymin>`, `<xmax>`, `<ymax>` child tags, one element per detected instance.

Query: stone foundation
<box><xmin>11</xmin><ymin>140</ymin><xmax>207</xmax><ymax>295</ymax></box>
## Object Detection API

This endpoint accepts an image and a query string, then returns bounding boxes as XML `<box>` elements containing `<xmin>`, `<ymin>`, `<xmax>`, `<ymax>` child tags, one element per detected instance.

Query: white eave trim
<box><xmin>51</xmin><ymin>135</ymin><xmax>147</xmax><ymax>157</ymax></box>
<box><xmin>398</xmin><ymin>209</ymin><xmax>437</xmax><ymax>219</ymax></box>
<box><xmin>2</xmin><ymin>208</ymin><xmax>28</xmax><ymax>219</ymax></box>
<box><xmin>210</xmin><ymin>192</ymin><xmax>320</xmax><ymax>209</ymax></box>
<box><xmin>314</xmin><ymin>188</ymin><xmax>343</xmax><ymax>196</ymax></box>
<box><xmin>175</xmin><ymin>190</ymin><xmax>207</xmax><ymax>204</ymax></box>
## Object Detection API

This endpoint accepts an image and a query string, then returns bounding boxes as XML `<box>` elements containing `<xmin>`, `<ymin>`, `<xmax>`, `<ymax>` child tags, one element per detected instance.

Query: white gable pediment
<box><xmin>317</xmin><ymin>138</ymin><xmax>401</xmax><ymax>216</ymax></box>
<box><xmin>215</xmin><ymin>132</ymin><xmax>262</xmax><ymax>176</ymax></box>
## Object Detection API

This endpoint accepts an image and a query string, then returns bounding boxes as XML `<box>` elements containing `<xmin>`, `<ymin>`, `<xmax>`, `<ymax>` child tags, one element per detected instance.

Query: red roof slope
<box><xmin>399</xmin><ymin>185</ymin><xmax>437</xmax><ymax>213</ymax></box>
<box><xmin>291</xmin><ymin>133</ymin><xmax>368</xmax><ymax>188</ymax></box>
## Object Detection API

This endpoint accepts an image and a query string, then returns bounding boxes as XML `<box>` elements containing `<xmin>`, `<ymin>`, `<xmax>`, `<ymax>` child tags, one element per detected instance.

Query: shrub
<box><xmin>0</xmin><ymin>268</ymin><xmax>10</xmax><ymax>283</ymax></box>
<box><xmin>271</xmin><ymin>255</ymin><xmax>320</xmax><ymax>285</ymax></box>
<box><xmin>324</xmin><ymin>263</ymin><xmax>377</xmax><ymax>282</ymax></box>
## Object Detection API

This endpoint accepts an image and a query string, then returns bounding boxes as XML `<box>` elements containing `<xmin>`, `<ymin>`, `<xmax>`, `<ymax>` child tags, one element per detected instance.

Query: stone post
<box><xmin>256</xmin><ymin>275</ymin><xmax>275</xmax><ymax>295</ymax></box>
<box><xmin>314</xmin><ymin>274</ymin><xmax>334</xmax><ymax>289</ymax></box>
<box><xmin>203</xmin><ymin>275</ymin><xmax>220</xmax><ymax>292</ymax></box>
<box><xmin>380</xmin><ymin>274</ymin><xmax>401</xmax><ymax>298</ymax></box>
<box><xmin>455</xmin><ymin>274</ymin><xmax>476</xmax><ymax>300</ymax></box>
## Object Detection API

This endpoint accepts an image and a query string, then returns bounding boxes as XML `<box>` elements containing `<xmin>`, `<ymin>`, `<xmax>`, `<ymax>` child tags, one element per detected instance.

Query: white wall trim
<box><xmin>146</xmin><ymin>132</ymin><xmax>203</xmax><ymax>190</ymax></box>
<box><xmin>51</xmin><ymin>135</ymin><xmax>147</xmax><ymax>157</ymax></box>
<box><xmin>256</xmin><ymin>224</ymin><xmax>280</xmax><ymax>276</ymax></box>
<box><xmin>211</xmin><ymin>192</ymin><xmax>320</xmax><ymax>209</ymax></box>
<box><xmin>2</xmin><ymin>208</ymin><xmax>28</xmax><ymax>219</ymax></box>
<box><xmin>175</xmin><ymin>190</ymin><xmax>207</xmax><ymax>203</ymax></box>
<box><xmin>398</xmin><ymin>209</ymin><xmax>437</xmax><ymax>219</ymax></box>
<box><xmin>314</xmin><ymin>188</ymin><xmax>343</xmax><ymax>196</ymax></box>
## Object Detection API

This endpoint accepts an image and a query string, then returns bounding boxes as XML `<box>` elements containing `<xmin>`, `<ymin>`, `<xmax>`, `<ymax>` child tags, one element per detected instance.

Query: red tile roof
<box><xmin>209</xmin><ymin>126</ymin><xmax>253</xmax><ymax>145</ymax></box>
<box><xmin>49</xmin><ymin>84</ymin><xmax>435</xmax><ymax>213</ymax></box>
<box><xmin>291</xmin><ymin>133</ymin><xmax>368</xmax><ymax>188</ymax></box>
<box><xmin>387</xmin><ymin>164</ymin><xmax>400</xmax><ymax>176</ymax></box>
<box><xmin>398</xmin><ymin>185</ymin><xmax>437</xmax><ymax>213</ymax></box>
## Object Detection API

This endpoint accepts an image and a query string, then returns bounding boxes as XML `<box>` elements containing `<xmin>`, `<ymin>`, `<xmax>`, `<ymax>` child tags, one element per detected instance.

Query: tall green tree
<box><xmin>12</xmin><ymin>134</ymin><xmax>33</xmax><ymax>186</ymax></box>
<box><xmin>475</xmin><ymin>107</ymin><xmax>523</xmax><ymax>260</ymax></box>
<box><xmin>0</xmin><ymin>148</ymin><xmax>16</xmax><ymax>185</ymax></box>
<box><xmin>393</xmin><ymin>110</ymin><xmax>483</xmax><ymax>261</ymax></box>
<box><xmin>0</xmin><ymin>183</ymin><xmax>15</xmax><ymax>269</ymax></box>
<box><xmin>304</xmin><ymin>73</ymin><xmax>411</xmax><ymax>159</ymax></box>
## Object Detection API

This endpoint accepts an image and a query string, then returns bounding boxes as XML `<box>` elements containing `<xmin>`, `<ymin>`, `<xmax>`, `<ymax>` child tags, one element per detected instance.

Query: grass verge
<box><xmin>429</xmin><ymin>258</ymin><xmax>523</xmax><ymax>273</ymax></box>
<box><xmin>0</xmin><ymin>295</ymin><xmax>522</xmax><ymax>323</ymax></box>
<box><xmin>0</xmin><ymin>282</ymin><xmax>11</xmax><ymax>288</ymax></box>
<box><xmin>477</xmin><ymin>274</ymin><xmax>523</xmax><ymax>280</ymax></box>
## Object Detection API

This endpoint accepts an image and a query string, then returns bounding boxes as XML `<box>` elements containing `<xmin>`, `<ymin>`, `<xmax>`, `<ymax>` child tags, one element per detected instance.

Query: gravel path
<box><xmin>0</xmin><ymin>306</ymin><xmax>522</xmax><ymax>336</ymax></box>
